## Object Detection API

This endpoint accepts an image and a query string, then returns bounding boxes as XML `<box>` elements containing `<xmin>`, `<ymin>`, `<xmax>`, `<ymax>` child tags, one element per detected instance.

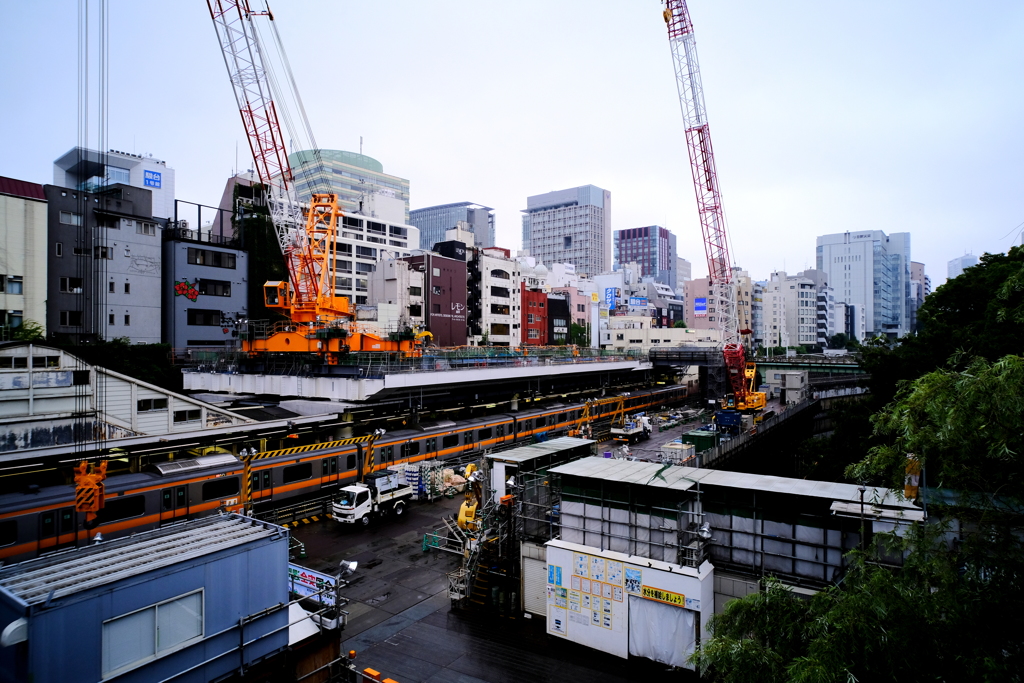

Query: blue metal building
<box><xmin>0</xmin><ymin>514</ymin><xmax>288</xmax><ymax>683</ymax></box>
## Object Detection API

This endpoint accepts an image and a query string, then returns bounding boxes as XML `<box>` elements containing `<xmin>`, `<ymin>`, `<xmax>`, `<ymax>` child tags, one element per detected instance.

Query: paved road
<box><xmin>293</xmin><ymin>490</ymin><xmax>698</xmax><ymax>682</ymax></box>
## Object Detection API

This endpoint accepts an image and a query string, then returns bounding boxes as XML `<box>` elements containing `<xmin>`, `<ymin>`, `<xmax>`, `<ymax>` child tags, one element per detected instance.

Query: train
<box><xmin>0</xmin><ymin>384</ymin><xmax>690</xmax><ymax>564</ymax></box>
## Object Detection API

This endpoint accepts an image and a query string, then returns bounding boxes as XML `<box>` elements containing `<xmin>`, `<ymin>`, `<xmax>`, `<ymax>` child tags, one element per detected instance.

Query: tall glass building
<box><xmin>289</xmin><ymin>150</ymin><xmax>410</xmax><ymax>223</ymax></box>
<box><xmin>613</xmin><ymin>225</ymin><xmax>678</xmax><ymax>291</ymax></box>
<box><xmin>816</xmin><ymin>230</ymin><xmax>912</xmax><ymax>338</ymax></box>
<box><xmin>409</xmin><ymin>202</ymin><xmax>495</xmax><ymax>250</ymax></box>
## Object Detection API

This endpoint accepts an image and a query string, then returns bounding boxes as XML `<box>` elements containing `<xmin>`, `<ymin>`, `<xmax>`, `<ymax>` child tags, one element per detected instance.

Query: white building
<box><xmin>0</xmin><ymin>343</ymin><xmax>252</xmax><ymax>452</ymax></box>
<box><xmin>816</xmin><ymin>230</ymin><xmax>912</xmax><ymax>338</ymax></box>
<box><xmin>367</xmin><ymin>256</ymin><xmax>426</xmax><ymax>334</ymax></box>
<box><xmin>0</xmin><ymin>177</ymin><xmax>47</xmax><ymax>337</ymax></box>
<box><xmin>522</xmin><ymin>185</ymin><xmax>611</xmax><ymax>278</ymax></box>
<box><xmin>332</xmin><ymin>214</ymin><xmax>420</xmax><ymax>307</ymax></box>
<box><xmin>54</xmin><ymin>147</ymin><xmax>176</xmax><ymax>219</ymax></box>
<box><xmin>947</xmin><ymin>253</ymin><xmax>978</xmax><ymax>280</ymax></box>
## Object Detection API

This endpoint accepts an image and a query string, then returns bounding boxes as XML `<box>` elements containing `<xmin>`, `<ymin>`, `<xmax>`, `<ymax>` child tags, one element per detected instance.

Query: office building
<box><xmin>54</xmin><ymin>147</ymin><xmax>175</xmax><ymax>219</ymax></box>
<box><xmin>816</xmin><ymin>230</ymin><xmax>912</xmax><ymax>338</ymax></box>
<box><xmin>947</xmin><ymin>254</ymin><xmax>978</xmax><ymax>280</ymax></box>
<box><xmin>682</xmin><ymin>269</ymin><xmax>753</xmax><ymax>335</ymax></box>
<box><xmin>0</xmin><ymin>177</ymin><xmax>47</xmax><ymax>337</ymax></box>
<box><xmin>613</xmin><ymin>225</ymin><xmax>678</xmax><ymax>290</ymax></box>
<box><xmin>44</xmin><ymin>183</ymin><xmax>164</xmax><ymax>344</ymax></box>
<box><xmin>909</xmin><ymin>261</ymin><xmax>930</xmax><ymax>333</ymax></box>
<box><xmin>522</xmin><ymin>185</ymin><xmax>611</xmax><ymax>278</ymax></box>
<box><xmin>289</xmin><ymin>149</ymin><xmax>410</xmax><ymax>223</ymax></box>
<box><xmin>400</xmin><ymin>250</ymin><xmax>468</xmax><ymax>347</ymax></box>
<box><xmin>410</xmin><ymin>202</ymin><xmax>495</xmax><ymax>250</ymax></box>
<box><xmin>677</xmin><ymin>257</ymin><xmax>692</xmax><ymax>285</ymax></box>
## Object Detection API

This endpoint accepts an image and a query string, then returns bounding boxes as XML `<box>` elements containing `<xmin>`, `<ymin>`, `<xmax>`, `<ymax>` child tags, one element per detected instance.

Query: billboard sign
<box><xmin>604</xmin><ymin>288</ymin><xmax>616</xmax><ymax>310</ymax></box>
<box><xmin>143</xmin><ymin>170</ymin><xmax>162</xmax><ymax>188</ymax></box>
<box><xmin>289</xmin><ymin>563</ymin><xmax>339</xmax><ymax>605</ymax></box>
<box><xmin>694</xmin><ymin>297</ymin><xmax>707</xmax><ymax>317</ymax></box>
<box><xmin>629</xmin><ymin>297</ymin><xmax>648</xmax><ymax>307</ymax></box>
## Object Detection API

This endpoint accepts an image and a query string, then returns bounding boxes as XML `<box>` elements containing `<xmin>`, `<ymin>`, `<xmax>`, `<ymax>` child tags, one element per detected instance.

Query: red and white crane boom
<box><xmin>662</xmin><ymin>1</ymin><xmax>762</xmax><ymax>408</ymax></box>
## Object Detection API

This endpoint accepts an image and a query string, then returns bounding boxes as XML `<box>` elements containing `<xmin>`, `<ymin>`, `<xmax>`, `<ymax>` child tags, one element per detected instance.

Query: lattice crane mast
<box><xmin>662</xmin><ymin>0</ymin><xmax>763</xmax><ymax>411</ymax></box>
<box><xmin>207</xmin><ymin>0</ymin><xmax>347</xmax><ymax>325</ymax></box>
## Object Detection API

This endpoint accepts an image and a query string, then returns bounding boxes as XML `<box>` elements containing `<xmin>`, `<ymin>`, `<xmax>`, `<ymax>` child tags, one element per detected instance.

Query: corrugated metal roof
<box><xmin>0</xmin><ymin>176</ymin><xmax>46</xmax><ymax>201</ymax></box>
<box><xmin>550</xmin><ymin>457</ymin><xmax>915</xmax><ymax>508</ymax></box>
<box><xmin>0</xmin><ymin>514</ymin><xmax>283</xmax><ymax>606</ymax></box>
<box><xmin>485</xmin><ymin>436</ymin><xmax>593</xmax><ymax>464</ymax></box>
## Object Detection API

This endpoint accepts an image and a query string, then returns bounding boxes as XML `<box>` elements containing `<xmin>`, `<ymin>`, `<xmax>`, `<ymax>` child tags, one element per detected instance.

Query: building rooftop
<box><xmin>0</xmin><ymin>175</ymin><xmax>45</xmax><ymax>201</ymax></box>
<box><xmin>550</xmin><ymin>457</ymin><xmax>917</xmax><ymax>509</ymax></box>
<box><xmin>484</xmin><ymin>436</ymin><xmax>594</xmax><ymax>464</ymax></box>
<box><xmin>0</xmin><ymin>514</ymin><xmax>283</xmax><ymax>606</ymax></box>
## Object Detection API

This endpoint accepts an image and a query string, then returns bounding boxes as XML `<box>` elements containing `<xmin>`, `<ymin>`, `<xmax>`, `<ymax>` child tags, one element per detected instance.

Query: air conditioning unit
<box><xmin>179</xmin><ymin>220</ymin><xmax>189</xmax><ymax>230</ymax></box>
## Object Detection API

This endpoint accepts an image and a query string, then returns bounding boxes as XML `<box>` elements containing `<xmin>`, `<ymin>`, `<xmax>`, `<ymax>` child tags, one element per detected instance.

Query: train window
<box><xmin>96</xmin><ymin>496</ymin><xmax>146</xmax><ymax>524</ymax></box>
<box><xmin>464</xmin><ymin>431</ymin><xmax>474</xmax><ymax>446</ymax></box>
<box><xmin>346</xmin><ymin>454</ymin><xmax>356</xmax><ymax>470</ymax></box>
<box><xmin>521</xmin><ymin>419</ymin><xmax>532</xmax><ymax>431</ymax></box>
<box><xmin>496</xmin><ymin>424</ymin><xmax>505</xmax><ymax>437</ymax></box>
<box><xmin>250</xmin><ymin>473</ymin><xmax>261</xmax><ymax>492</ymax></box>
<box><xmin>261</xmin><ymin>471</ymin><xmax>271</xmax><ymax>489</ymax></box>
<box><xmin>60</xmin><ymin>508</ymin><xmax>76</xmax><ymax>534</ymax></box>
<box><xmin>40</xmin><ymin>511</ymin><xmax>57</xmax><ymax>538</ymax></box>
<box><xmin>442</xmin><ymin>434</ymin><xmax>459</xmax><ymax>449</ymax></box>
<box><xmin>401</xmin><ymin>442</ymin><xmax>420</xmax><ymax>458</ymax></box>
<box><xmin>478</xmin><ymin>428</ymin><xmax>492</xmax><ymax>440</ymax></box>
<box><xmin>0</xmin><ymin>520</ymin><xmax>16</xmax><ymax>547</ymax></box>
<box><xmin>380</xmin><ymin>446</ymin><xmax>393</xmax><ymax>462</ymax></box>
<box><xmin>176</xmin><ymin>486</ymin><xmax>187</xmax><ymax>508</ymax></box>
<box><xmin>426</xmin><ymin>437</ymin><xmax>436</xmax><ymax>452</ymax></box>
<box><xmin>283</xmin><ymin>463</ymin><xmax>313</xmax><ymax>484</ymax></box>
<box><xmin>559</xmin><ymin>413</ymin><xmax>566</xmax><ymax>424</ymax></box>
<box><xmin>162</xmin><ymin>488</ymin><xmax>174</xmax><ymax>510</ymax></box>
<box><xmin>324</xmin><ymin>457</ymin><xmax>338</xmax><ymax>475</ymax></box>
<box><xmin>202</xmin><ymin>477</ymin><xmax>240</xmax><ymax>501</ymax></box>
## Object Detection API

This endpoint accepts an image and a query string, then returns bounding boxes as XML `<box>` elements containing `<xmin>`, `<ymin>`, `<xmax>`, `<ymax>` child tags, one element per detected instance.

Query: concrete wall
<box><xmin>0</xmin><ymin>188</ymin><xmax>47</xmax><ymax>335</ymax></box>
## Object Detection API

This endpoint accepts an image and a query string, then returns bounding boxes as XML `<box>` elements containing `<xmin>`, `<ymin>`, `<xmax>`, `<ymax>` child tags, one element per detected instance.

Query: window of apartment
<box><xmin>197</xmin><ymin>279</ymin><xmax>231</xmax><ymax>297</ymax></box>
<box><xmin>388</xmin><ymin>240</ymin><xmax>407</xmax><ymax>248</ymax></box>
<box><xmin>173</xmin><ymin>409</ymin><xmax>201</xmax><ymax>423</ymax></box>
<box><xmin>527</xmin><ymin>313</ymin><xmax>535</xmax><ymax>323</ymax></box>
<box><xmin>108</xmin><ymin>281</ymin><xmax>115</xmax><ymax>293</ymax></box>
<box><xmin>355</xmin><ymin>295</ymin><xmax>367</xmax><ymax>305</ymax></box>
<box><xmin>355</xmin><ymin>246</ymin><xmax>377</xmax><ymax>259</ymax></box>
<box><xmin>490</xmin><ymin>323</ymin><xmax>510</xmax><ymax>335</ymax></box>
<box><xmin>1</xmin><ymin>276</ymin><xmax>23</xmax><ymax>295</ymax></box>
<box><xmin>490</xmin><ymin>304</ymin><xmax>510</xmax><ymax>315</ymax></box>
<box><xmin>5</xmin><ymin>311</ymin><xmax>23</xmax><ymax>329</ymax></box>
<box><xmin>124</xmin><ymin>314</ymin><xmax>131</xmax><ymax>326</ymax></box>
<box><xmin>187</xmin><ymin>309</ymin><xmax>221</xmax><ymax>326</ymax></box>
<box><xmin>60</xmin><ymin>310</ymin><xmax>83</xmax><ymax>326</ymax></box>
<box><xmin>564</xmin><ymin>236</ymin><xmax>572</xmax><ymax>249</ymax></box>
<box><xmin>124</xmin><ymin>282</ymin><xmax>131</xmax><ymax>294</ymax></box>
<box><xmin>94</xmin><ymin>246</ymin><xmax>113</xmax><ymax>260</ymax></box>
<box><xmin>342</xmin><ymin>216</ymin><xmax>363</xmax><ymax>229</ymax></box>
<box><xmin>616</xmin><ymin>333</ymin><xmax>624</xmax><ymax>341</ymax></box>
<box><xmin>490</xmin><ymin>286</ymin><xmax>510</xmax><ymax>298</ymax></box>
<box><xmin>59</xmin><ymin>211</ymin><xmax>82</xmax><ymax>226</ymax></box>
<box><xmin>367</xmin><ymin>221</ymin><xmax>386</xmax><ymax>235</ymax></box>
<box><xmin>55</xmin><ymin>242</ymin><xmax>63</xmax><ymax>257</ymax></box>
<box><xmin>109</xmin><ymin>313</ymin><xmax>115</xmax><ymax>325</ymax></box>
<box><xmin>432</xmin><ymin>304</ymin><xmax>441</xmax><ymax>314</ymax></box>
<box><xmin>408</xmin><ymin>304</ymin><xmax>422</xmax><ymax>317</ymax></box>
<box><xmin>355</xmin><ymin>278</ymin><xmax>368</xmax><ymax>292</ymax></box>
<box><xmin>73</xmin><ymin>247</ymin><xmax>89</xmax><ymax>256</ymax></box>
<box><xmin>336</xmin><ymin>260</ymin><xmax>352</xmax><ymax>274</ymax></box>
<box><xmin>355</xmin><ymin>262</ymin><xmax>375</xmax><ymax>274</ymax></box>
<box><xmin>59</xmin><ymin>277</ymin><xmax>83</xmax><ymax>293</ymax></box>
<box><xmin>186</xmin><ymin>248</ymin><xmax>236</xmax><ymax>269</ymax></box>
<box><xmin>432</xmin><ymin>286</ymin><xmax>442</xmax><ymax>295</ymax></box>
<box><xmin>138</xmin><ymin>398</ymin><xmax>168</xmax><ymax>412</ymax></box>
<box><xmin>528</xmin><ymin>329</ymin><xmax>540</xmax><ymax>339</ymax></box>
<box><xmin>490</xmin><ymin>269</ymin><xmax>510</xmax><ymax>280</ymax></box>
<box><xmin>389</xmin><ymin>225</ymin><xmax>407</xmax><ymax>237</ymax></box>
<box><xmin>538</xmin><ymin>302</ymin><xmax>545</xmax><ymax>308</ymax></box>
<box><xmin>335</xmin><ymin>276</ymin><xmax>352</xmax><ymax>289</ymax></box>
<box><xmin>338</xmin><ymin>243</ymin><xmax>353</xmax><ymax>255</ymax></box>
<box><xmin>136</xmin><ymin>222</ymin><xmax>157</xmax><ymax>236</ymax></box>
<box><xmin>102</xmin><ymin>590</ymin><xmax>204</xmax><ymax>677</ymax></box>
<box><xmin>408</xmin><ymin>286</ymin><xmax>422</xmax><ymax>296</ymax></box>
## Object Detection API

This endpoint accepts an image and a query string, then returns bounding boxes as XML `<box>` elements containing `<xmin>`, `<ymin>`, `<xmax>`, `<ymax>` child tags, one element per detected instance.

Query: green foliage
<box><xmin>568</xmin><ymin>322</ymin><xmax>589</xmax><ymax>346</ymax></box>
<box><xmin>11</xmin><ymin>319</ymin><xmax>44</xmax><ymax>341</ymax></box>
<box><xmin>673</xmin><ymin>320</ymin><xmax>687</xmax><ymax>328</ymax></box>
<box><xmin>849</xmin><ymin>353</ymin><xmax>1024</xmax><ymax>502</ymax></box>
<box><xmin>827</xmin><ymin>332</ymin><xmax>848</xmax><ymax>349</ymax></box>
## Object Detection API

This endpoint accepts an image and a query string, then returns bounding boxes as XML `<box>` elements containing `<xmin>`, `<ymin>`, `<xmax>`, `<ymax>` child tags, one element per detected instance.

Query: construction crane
<box><xmin>207</xmin><ymin>1</ymin><xmax>420</xmax><ymax>363</ymax></box>
<box><xmin>662</xmin><ymin>0</ymin><xmax>765</xmax><ymax>412</ymax></box>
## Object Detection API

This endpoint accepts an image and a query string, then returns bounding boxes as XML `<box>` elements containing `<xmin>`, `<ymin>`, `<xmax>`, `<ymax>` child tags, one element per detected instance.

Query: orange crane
<box><xmin>661</xmin><ymin>1</ymin><xmax>765</xmax><ymax>411</ymax></box>
<box><xmin>208</xmin><ymin>2</ymin><xmax>420</xmax><ymax>363</ymax></box>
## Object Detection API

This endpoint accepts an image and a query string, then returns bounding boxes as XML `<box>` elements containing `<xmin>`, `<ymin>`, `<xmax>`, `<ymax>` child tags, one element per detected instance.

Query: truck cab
<box><xmin>332</xmin><ymin>470</ymin><xmax>411</xmax><ymax>526</ymax></box>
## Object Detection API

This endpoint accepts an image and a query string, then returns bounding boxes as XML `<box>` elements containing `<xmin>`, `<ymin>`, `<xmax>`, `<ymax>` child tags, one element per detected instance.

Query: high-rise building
<box><xmin>947</xmin><ymin>254</ymin><xmax>978</xmax><ymax>280</ymax></box>
<box><xmin>410</xmin><ymin>202</ymin><xmax>495</xmax><ymax>250</ymax></box>
<box><xmin>289</xmin><ymin>150</ymin><xmax>410</xmax><ymax>224</ymax></box>
<box><xmin>44</xmin><ymin>183</ymin><xmax>164</xmax><ymax>344</ymax></box>
<box><xmin>613</xmin><ymin>226</ymin><xmax>678</xmax><ymax>290</ymax></box>
<box><xmin>676</xmin><ymin>257</ymin><xmax>692</xmax><ymax>285</ymax></box>
<box><xmin>816</xmin><ymin>230</ymin><xmax>912</xmax><ymax>338</ymax></box>
<box><xmin>522</xmin><ymin>185</ymin><xmax>610</xmax><ymax>278</ymax></box>
<box><xmin>682</xmin><ymin>269</ymin><xmax>752</xmax><ymax>334</ymax></box>
<box><xmin>0</xmin><ymin>177</ymin><xmax>47</xmax><ymax>338</ymax></box>
<box><xmin>909</xmin><ymin>261</ymin><xmax>930</xmax><ymax>333</ymax></box>
<box><xmin>54</xmin><ymin>147</ymin><xmax>176</xmax><ymax>219</ymax></box>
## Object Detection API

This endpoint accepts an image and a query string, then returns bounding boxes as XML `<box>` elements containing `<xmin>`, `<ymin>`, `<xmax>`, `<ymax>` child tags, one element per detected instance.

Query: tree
<box><xmin>827</xmin><ymin>332</ymin><xmax>848</xmax><ymax>349</ymax></box>
<box><xmin>568</xmin><ymin>322</ymin><xmax>589</xmax><ymax>346</ymax></box>
<box><xmin>673</xmin><ymin>320</ymin><xmax>687</xmax><ymax>328</ymax></box>
<box><xmin>11</xmin><ymin>319</ymin><xmax>44</xmax><ymax>341</ymax></box>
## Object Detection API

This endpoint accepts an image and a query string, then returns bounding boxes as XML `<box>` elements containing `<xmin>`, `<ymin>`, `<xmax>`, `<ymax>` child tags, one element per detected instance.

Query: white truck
<box><xmin>332</xmin><ymin>470</ymin><xmax>413</xmax><ymax>526</ymax></box>
<box><xmin>611</xmin><ymin>413</ymin><xmax>653</xmax><ymax>444</ymax></box>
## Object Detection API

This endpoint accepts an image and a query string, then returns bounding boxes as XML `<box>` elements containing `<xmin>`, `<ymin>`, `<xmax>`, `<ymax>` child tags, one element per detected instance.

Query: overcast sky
<box><xmin>3</xmin><ymin>1</ymin><xmax>1022</xmax><ymax>287</ymax></box>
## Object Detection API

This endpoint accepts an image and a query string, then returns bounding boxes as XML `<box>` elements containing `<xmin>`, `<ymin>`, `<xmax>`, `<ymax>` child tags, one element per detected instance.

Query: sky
<box><xmin>2</xmin><ymin>1</ymin><xmax>1023</xmax><ymax>288</ymax></box>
